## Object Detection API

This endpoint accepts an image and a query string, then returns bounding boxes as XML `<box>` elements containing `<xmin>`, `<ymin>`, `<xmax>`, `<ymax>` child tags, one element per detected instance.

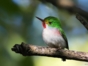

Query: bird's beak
<box><xmin>36</xmin><ymin>16</ymin><xmax>44</xmax><ymax>22</ymax></box>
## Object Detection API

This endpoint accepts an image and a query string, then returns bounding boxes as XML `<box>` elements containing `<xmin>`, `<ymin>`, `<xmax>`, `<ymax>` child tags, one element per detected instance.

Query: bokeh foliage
<box><xmin>0</xmin><ymin>0</ymin><xmax>88</xmax><ymax>66</ymax></box>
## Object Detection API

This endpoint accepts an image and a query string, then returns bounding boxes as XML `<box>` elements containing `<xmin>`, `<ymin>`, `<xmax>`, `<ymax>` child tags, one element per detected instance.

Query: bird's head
<box><xmin>36</xmin><ymin>16</ymin><xmax>61</xmax><ymax>29</ymax></box>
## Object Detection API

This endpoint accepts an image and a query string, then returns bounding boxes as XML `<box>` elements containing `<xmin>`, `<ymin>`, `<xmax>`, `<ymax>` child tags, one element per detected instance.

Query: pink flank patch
<box><xmin>42</xmin><ymin>22</ymin><xmax>46</xmax><ymax>28</ymax></box>
<box><xmin>53</xmin><ymin>29</ymin><xmax>61</xmax><ymax>35</ymax></box>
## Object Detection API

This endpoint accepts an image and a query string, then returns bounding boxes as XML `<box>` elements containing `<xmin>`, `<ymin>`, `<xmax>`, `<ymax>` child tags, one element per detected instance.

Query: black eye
<box><xmin>49</xmin><ymin>22</ymin><xmax>52</xmax><ymax>24</ymax></box>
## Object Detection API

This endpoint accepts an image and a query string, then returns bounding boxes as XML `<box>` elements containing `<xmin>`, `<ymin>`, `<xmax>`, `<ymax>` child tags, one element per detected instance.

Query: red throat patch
<box><xmin>42</xmin><ymin>22</ymin><xmax>46</xmax><ymax>28</ymax></box>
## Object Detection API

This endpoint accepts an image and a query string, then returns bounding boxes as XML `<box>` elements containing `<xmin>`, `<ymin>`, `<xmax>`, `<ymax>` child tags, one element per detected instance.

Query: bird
<box><xmin>36</xmin><ymin>16</ymin><xmax>69</xmax><ymax>61</ymax></box>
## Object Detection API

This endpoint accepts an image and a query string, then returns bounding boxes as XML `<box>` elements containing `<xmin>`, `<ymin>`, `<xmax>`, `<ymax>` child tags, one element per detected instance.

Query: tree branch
<box><xmin>12</xmin><ymin>42</ymin><xmax>88</xmax><ymax>62</ymax></box>
<box><xmin>76</xmin><ymin>14</ymin><xmax>88</xmax><ymax>30</ymax></box>
<box><xmin>40</xmin><ymin>0</ymin><xmax>88</xmax><ymax>20</ymax></box>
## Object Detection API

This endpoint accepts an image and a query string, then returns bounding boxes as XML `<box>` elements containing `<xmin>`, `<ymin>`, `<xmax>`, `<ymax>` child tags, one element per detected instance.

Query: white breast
<box><xmin>43</xmin><ymin>28</ymin><xmax>66</xmax><ymax>48</ymax></box>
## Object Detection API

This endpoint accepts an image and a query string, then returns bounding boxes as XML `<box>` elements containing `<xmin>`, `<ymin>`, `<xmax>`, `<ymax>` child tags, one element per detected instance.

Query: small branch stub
<box><xmin>12</xmin><ymin>42</ymin><xmax>88</xmax><ymax>62</ymax></box>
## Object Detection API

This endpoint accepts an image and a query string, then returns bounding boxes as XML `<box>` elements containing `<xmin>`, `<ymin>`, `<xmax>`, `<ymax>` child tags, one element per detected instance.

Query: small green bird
<box><xmin>36</xmin><ymin>16</ymin><xmax>69</xmax><ymax>61</ymax></box>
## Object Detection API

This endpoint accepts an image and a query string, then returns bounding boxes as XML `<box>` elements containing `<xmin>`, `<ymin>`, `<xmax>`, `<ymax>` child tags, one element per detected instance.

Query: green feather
<box><xmin>44</xmin><ymin>16</ymin><xmax>61</xmax><ymax>28</ymax></box>
<box><xmin>60</xmin><ymin>29</ymin><xmax>69</xmax><ymax>49</ymax></box>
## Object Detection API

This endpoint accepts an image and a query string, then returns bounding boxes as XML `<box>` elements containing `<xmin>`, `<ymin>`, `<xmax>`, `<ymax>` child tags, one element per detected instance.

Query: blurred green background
<box><xmin>0</xmin><ymin>0</ymin><xmax>88</xmax><ymax>66</ymax></box>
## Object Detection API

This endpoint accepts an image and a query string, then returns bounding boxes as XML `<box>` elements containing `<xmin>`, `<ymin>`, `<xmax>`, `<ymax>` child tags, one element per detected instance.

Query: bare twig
<box><xmin>12</xmin><ymin>42</ymin><xmax>88</xmax><ymax>62</ymax></box>
<box><xmin>76</xmin><ymin>14</ymin><xmax>88</xmax><ymax>30</ymax></box>
<box><xmin>41</xmin><ymin>0</ymin><xmax>88</xmax><ymax>20</ymax></box>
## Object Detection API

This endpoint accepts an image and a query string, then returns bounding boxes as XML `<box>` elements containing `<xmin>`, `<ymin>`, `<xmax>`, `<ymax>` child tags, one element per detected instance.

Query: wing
<box><xmin>60</xmin><ymin>29</ymin><xmax>69</xmax><ymax>49</ymax></box>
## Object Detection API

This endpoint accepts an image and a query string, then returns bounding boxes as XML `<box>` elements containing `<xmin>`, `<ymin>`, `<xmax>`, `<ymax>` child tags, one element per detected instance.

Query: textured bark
<box><xmin>12</xmin><ymin>42</ymin><xmax>88</xmax><ymax>62</ymax></box>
